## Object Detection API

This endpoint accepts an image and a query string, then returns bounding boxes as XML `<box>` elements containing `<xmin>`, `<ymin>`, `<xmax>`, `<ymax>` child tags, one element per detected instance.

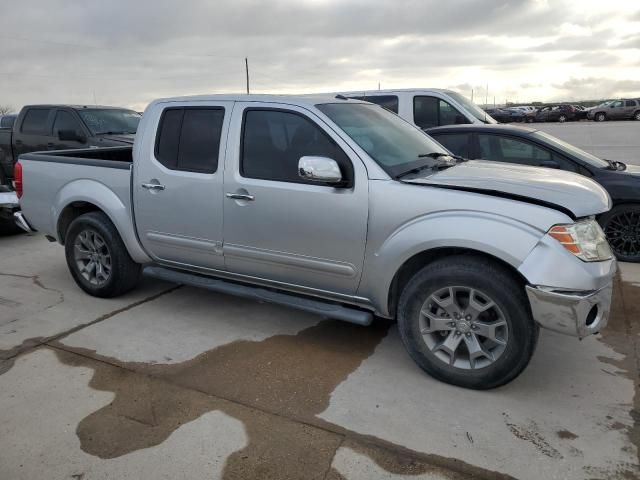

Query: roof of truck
<box><xmin>22</xmin><ymin>104</ymin><xmax>138</xmax><ymax>111</ymax></box>
<box><xmin>150</xmin><ymin>94</ymin><xmax>369</xmax><ymax>107</ymax></box>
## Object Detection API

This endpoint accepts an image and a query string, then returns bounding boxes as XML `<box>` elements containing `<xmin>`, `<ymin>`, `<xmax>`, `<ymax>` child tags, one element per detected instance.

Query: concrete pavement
<box><xmin>1</xmin><ymin>232</ymin><xmax>638</xmax><ymax>479</ymax></box>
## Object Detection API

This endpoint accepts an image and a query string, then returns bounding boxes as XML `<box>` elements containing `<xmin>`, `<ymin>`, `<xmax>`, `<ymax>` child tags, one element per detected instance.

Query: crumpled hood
<box><xmin>404</xmin><ymin>160</ymin><xmax>611</xmax><ymax>218</ymax></box>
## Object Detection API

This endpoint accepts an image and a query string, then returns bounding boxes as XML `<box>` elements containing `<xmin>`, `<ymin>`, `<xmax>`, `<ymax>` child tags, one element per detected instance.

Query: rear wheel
<box><xmin>595</xmin><ymin>112</ymin><xmax>606</xmax><ymax>122</ymax></box>
<box><xmin>65</xmin><ymin>211</ymin><xmax>141</xmax><ymax>297</ymax></box>
<box><xmin>397</xmin><ymin>255</ymin><xmax>538</xmax><ymax>389</ymax></box>
<box><xmin>634</xmin><ymin>111</ymin><xmax>640</xmax><ymax>121</ymax></box>
<box><xmin>600</xmin><ymin>205</ymin><xmax>640</xmax><ymax>262</ymax></box>
<box><xmin>558</xmin><ymin>114</ymin><xmax>567</xmax><ymax>123</ymax></box>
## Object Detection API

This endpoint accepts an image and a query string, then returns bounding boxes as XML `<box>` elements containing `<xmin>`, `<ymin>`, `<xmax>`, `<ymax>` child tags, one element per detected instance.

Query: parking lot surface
<box><xmin>1</xmin><ymin>122</ymin><xmax>640</xmax><ymax>479</ymax></box>
<box><xmin>536</xmin><ymin>121</ymin><xmax>640</xmax><ymax>165</ymax></box>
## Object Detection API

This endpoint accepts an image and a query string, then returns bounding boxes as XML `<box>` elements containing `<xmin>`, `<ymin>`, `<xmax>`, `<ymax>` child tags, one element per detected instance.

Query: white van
<box><xmin>337</xmin><ymin>88</ymin><xmax>496</xmax><ymax>129</ymax></box>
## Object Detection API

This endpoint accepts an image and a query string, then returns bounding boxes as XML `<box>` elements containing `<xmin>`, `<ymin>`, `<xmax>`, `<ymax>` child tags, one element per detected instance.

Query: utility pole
<box><xmin>484</xmin><ymin>83</ymin><xmax>488</xmax><ymax>109</ymax></box>
<box><xmin>378</xmin><ymin>81</ymin><xmax>380</xmax><ymax>90</ymax></box>
<box><xmin>471</xmin><ymin>89</ymin><xmax>474</xmax><ymax>102</ymax></box>
<box><xmin>245</xmin><ymin>57</ymin><xmax>250</xmax><ymax>95</ymax></box>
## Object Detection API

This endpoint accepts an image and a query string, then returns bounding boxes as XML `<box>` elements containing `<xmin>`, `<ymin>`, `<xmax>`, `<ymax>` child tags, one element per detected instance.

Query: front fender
<box><xmin>54</xmin><ymin>179</ymin><xmax>151</xmax><ymax>264</ymax></box>
<box><xmin>358</xmin><ymin>211</ymin><xmax>545</xmax><ymax>317</ymax></box>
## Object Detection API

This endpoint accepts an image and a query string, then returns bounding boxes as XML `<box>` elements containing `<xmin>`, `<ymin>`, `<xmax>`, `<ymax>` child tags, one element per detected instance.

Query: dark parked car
<box><xmin>587</xmin><ymin>99</ymin><xmax>640</xmax><ymax>122</ymax></box>
<box><xmin>534</xmin><ymin>105</ymin><xmax>576</xmax><ymax>123</ymax></box>
<box><xmin>573</xmin><ymin>105</ymin><xmax>589</xmax><ymax>120</ymax></box>
<box><xmin>0</xmin><ymin>104</ymin><xmax>140</xmax><ymax>186</ymax></box>
<box><xmin>483</xmin><ymin>108</ymin><xmax>525</xmax><ymax>123</ymax></box>
<box><xmin>427</xmin><ymin>124</ymin><xmax>640</xmax><ymax>261</ymax></box>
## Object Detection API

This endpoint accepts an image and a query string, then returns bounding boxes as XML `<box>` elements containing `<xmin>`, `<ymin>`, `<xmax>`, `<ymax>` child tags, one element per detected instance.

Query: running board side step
<box><xmin>143</xmin><ymin>266</ymin><xmax>373</xmax><ymax>326</ymax></box>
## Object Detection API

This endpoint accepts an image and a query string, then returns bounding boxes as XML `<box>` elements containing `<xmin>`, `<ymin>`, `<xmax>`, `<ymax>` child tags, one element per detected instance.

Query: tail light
<box><xmin>14</xmin><ymin>162</ymin><xmax>23</xmax><ymax>198</ymax></box>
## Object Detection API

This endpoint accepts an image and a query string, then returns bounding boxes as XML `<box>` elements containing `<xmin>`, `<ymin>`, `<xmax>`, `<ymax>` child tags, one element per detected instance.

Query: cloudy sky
<box><xmin>1</xmin><ymin>0</ymin><xmax>639</xmax><ymax>111</ymax></box>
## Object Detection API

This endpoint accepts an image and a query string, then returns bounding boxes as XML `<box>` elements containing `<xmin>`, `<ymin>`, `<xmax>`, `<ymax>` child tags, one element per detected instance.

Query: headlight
<box><xmin>548</xmin><ymin>219</ymin><xmax>613</xmax><ymax>262</ymax></box>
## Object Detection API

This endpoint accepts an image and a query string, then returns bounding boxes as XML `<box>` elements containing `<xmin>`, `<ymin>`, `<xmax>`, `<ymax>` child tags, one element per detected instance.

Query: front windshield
<box><xmin>77</xmin><ymin>108</ymin><xmax>141</xmax><ymax>135</ymax></box>
<box><xmin>447</xmin><ymin>91</ymin><xmax>497</xmax><ymax>124</ymax></box>
<box><xmin>532</xmin><ymin>131</ymin><xmax>610</xmax><ymax>168</ymax></box>
<box><xmin>317</xmin><ymin>103</ymin><xmax>450</xmax><ymax>178</ymax></box>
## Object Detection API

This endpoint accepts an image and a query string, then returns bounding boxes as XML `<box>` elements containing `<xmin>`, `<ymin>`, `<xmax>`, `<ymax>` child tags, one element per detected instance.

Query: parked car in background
<box><xmin>336</xmin><ymin>88</ymin><xmax>497</xmax><ymax>129</ymax></box>
<box><xmin>16</xmin><ymin>94</ymin><xmax>614</xmax><ymax>389</ymax></box>
<box><xmin>427</xmin><ymin>123</ymin><xmax>640</xmax><ymax>262</ymax></box>
<box><xmin>573</xmin><ymin>105</ymin><xmax>589</xmax><ymax>120</ymax></box>
<box><xmin>0</xmin><ymin>114</ymin><xmax>17</xmax><ymax>129</ymax></box>
<box><xmin>484</xmin><ymin>108</ymin><xmax>526</xmax><ymax>123</ymax></box>
<box><xmin>0</xmin><ymin>105</ymin><xmax>141</xmax><ymax>186</ymax></box>
<box><xmin>534</xmin><ymin>105</ymin><xmax>576</xmax><ymax>123</ymax></box>
<box><xmin>587</xmin><ymin>99</ymin><xmax>640</xmax><ymax>122</ymax></box>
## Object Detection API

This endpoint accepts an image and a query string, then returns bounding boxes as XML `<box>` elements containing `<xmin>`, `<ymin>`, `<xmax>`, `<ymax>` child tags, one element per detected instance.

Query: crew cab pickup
<box><xmin>0</xmin><ymin>104</ymin><xmax>140</xmax><ymax>186</ymax></box>
<box><xmin>15</xmin><ymin>94</ymin><xmax>616</xmax><ymax>389</ymax></box>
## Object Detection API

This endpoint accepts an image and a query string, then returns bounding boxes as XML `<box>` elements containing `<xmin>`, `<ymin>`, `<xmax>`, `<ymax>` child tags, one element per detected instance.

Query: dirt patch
<box><xmin>597</xmin><ymin>274</ymin><xmax>640</xmax><ymax>472</ymax></box>
<box><xmin>502</xmin><ymin>412</ymin><xmax>562</xmax><ymax>459</ymax></box>
<box><xmin>556</xmin><ymin>430</ymin><xmax>578</xmax><ymax>440</ymax></box>
<box><xmin>51</xmin><ymin>318</ymin><xmax>516</xmax><ymax>479</ymax></box>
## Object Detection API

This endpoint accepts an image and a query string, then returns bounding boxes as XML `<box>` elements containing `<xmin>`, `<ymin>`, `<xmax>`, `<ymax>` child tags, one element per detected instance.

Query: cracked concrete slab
<box><xmin>0</xmin><ymin>235</ymin><xmax>172</xmax><ymax>358</ymax></box>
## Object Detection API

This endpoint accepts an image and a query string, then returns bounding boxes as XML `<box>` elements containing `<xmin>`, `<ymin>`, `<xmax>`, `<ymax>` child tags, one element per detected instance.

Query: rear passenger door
<box><xmin>624</xmin><ymin>100</ymin><xmax>638</xmax><ymax>119</ymax></box>
<box><xmin>222</xmin><ymin>102</ymin><xmax>369</xmax><ymax>295</ymax></box>
<box><xmin>13</xmin><ymin>108</ymin><xmax>54</xmax><ymax>157</ymax></box>
<box><xmin>134</xmin><ymin>102</ymin><xmax>232</xmax><ymax>270</ymax></box>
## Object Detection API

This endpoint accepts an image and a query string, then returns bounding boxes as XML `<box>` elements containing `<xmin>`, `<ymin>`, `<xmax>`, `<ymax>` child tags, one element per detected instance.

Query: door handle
<box><xmin>142</xmin><ymin>183</ymin><xmax>166</xmax><ymax>191</ymax></box>
<box><xmin>226</xmin><ymin>192</ymin><xmax>254</xmax><ymax>201</ymax></box>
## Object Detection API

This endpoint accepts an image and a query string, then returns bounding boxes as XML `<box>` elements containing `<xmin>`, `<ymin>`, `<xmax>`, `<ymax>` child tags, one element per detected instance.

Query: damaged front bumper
<box><xmin>525</xmin><ymin>282</ymin><xmax>612</xmax><ymax>338</ymax></box>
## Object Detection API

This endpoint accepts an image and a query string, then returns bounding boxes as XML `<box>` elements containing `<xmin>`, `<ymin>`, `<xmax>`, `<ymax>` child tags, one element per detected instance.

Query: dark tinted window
<box><xmin>21</xmin><ymin>108</ymin><xmax>51</xmax><ymax>134</ymax></box>
<box><xmin>431</xmin><ymin>133</ymin><xmax>471</xmax><ymax>158</ymax></box>
<box><xmin>477</xmin><ymin>134</ymin><xmax>576</xmax><ymax>171</ymax></box>
<box><xmin>0</xmin><ymin>115</ymin><xmax>16</xmax><ymax>129</ymax></box>
<box><xmin>155</xmin><ymin>107</ymin><xmax>224</xmax><ymax>173</ymax></box>
<box><xmin>348</xmin><ymin>95</ymin><xmax>399</xmax><ymax>113</ymax></box>
<box><xmin>414</xmin><ymin>96</ymin><xmax>469</xmax><ymax>129</ymax></box>
<box><xmin>625</xmin><ymin>100</ymin><xmax>637</xmax><ymax>107</ymax></box>
<box><xmin>241</xmin><ymin>109</ymin><xmax>352</xmax><ymax>185</ymax></box>
<box><xmin>53</xmin><ymin>111</ymin><xmax>84</xmax><ymax>136</ymax></box>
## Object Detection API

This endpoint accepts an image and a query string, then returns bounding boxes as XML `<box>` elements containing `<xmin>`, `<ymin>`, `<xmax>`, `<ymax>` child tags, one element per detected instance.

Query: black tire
<box><xmin>599</xmin><ymin>205</ymin><xmax>640</xmax><ymax>263</ymax></box>
<box><xmin>64</xmin><ymin>211</ymin><xmax>141</xmax><ymax>297</ymax></box>
<box><xmin>634</xmin><ymin>111</ymin><xmax>640</xmax><ymax>121</ymax></box>
<box><xmin>595</xmin><ymin>112</ymin><xmax>606</xmax><ymax>122</ymax></box>
<box><xmin>558</xmin><ymin>114</ymin><xmax>567</xmax><ymax>123</ymax></box>
<box><xmin>0</xmin><ymin>216</ymin><xmax>22</xmax><ymax>235</ymax></box>
<box><xmin>397</xmin><ymin>255</ymin><xmax>538</xmax><ymax>389</ymax></box>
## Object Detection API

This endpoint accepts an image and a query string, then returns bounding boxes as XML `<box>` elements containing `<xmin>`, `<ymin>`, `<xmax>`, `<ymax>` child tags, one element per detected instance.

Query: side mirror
<box><xmin>540</xmin><ymin>160</ymin><xmax>560</xmax><ymax>169</ymax></box>
<box><xmin>298</xmin><ymin>156</ymin><xmax>343</xmax><ymax>184</ymax></box>
<box><xmin>58</xmin><ymin>129</ymin><xmax>85</xmax><ymax>142</ymax></box>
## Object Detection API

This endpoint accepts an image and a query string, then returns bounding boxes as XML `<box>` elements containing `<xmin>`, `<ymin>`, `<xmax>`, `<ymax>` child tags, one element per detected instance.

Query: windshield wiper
<box><xmin>604</xmin><ymin>159</ymin><xmax>626</xmax><ymax>171</ymax></box>
<box><xmin>394</xmin><ymin>153</ymin><xmax>467</xmax><ymax>180</ymax></box>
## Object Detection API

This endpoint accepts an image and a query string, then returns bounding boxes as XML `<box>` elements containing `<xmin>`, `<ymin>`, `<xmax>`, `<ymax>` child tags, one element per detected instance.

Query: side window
<box><xmin>414</xmin><ymin>96</ymin><xmax>469</xmax><ymax>129</ymax></box>
<box><xmin>53</xmin><ymin>111</ymin><xmax>84</xmax><ymax>137</ymax></box>
<box><xmin>477</xmin><ymin>134</ymin><xmax>576</xmax><ymax>171</ymax></box>
<box><xmin>413</xmin><ymin>96</ymin><xmax>438</xmax><ymax>129</ymax></box>
<box><xmin>348</xmin><ymin>95</ymin><xmax>399</xmax><ymax>114</ymax></box>
<box><xmin>625</xmin><ymin>100</ymin><xmax>637</xmax><ymax>107</ymax></box>
<box><xmin>241</xmin><ymin>109</ymin><xmax>352</xmax><ymax>185</ymax></box>
<box><xmin>21</xmin><ymin>108</ymin><xmax>51</xmax><ymax>134</ymax></box>
<box><xmin>431</xmin><ymin>133</ymin><xmax>471</xmax><ymax>158</ymax></box>
<box><xmin>155</xmin><ymin>107</ymin><xmax>224</xmax><ymax>174</ymax></box>
<box><xmin>611</xmin><ymin>101</ymin><xmax>623</xmax><ymax>108</ymax></box>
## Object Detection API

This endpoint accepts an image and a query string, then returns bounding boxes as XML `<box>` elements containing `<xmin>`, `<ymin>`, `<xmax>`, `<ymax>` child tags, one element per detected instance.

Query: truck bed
<box><xmin>18</xmin><ymin>147</ymin><xmax>134</xmax><ymax>240</ymax></box>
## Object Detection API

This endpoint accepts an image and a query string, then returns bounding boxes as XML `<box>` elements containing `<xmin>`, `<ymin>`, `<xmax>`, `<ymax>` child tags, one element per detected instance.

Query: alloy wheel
<box><xmin>419</xmin><ymin>286</ymin><xmax>508</xmax><ymax>370</ymax></box>
<box><xmin>604</xmin><ymin>211</ymin><xmax>640</xmax><ymax>259</ymax></box>
<box><xmin>74</xmin><ymin>229</ymin><xmax>112</xmax><ymax>286</ymax></box>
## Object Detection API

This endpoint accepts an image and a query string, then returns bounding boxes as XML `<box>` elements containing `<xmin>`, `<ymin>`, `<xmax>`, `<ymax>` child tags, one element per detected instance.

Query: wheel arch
<box><xmin>387</xmin><ymin>247</ymin><xmax>528</xmax><ymax>319</ymax></box>
<box><xmin>54</xmin><ymin>180</ymin><xmax>151</xmax><ymax>263</ymax></box>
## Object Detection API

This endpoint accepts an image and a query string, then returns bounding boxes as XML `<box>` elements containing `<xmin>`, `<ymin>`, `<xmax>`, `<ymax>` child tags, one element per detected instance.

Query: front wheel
<box><xmin>65</xmin><ymin>211</ymin><xmax>141</xmax><ymax>297</ymax></box>
<box><xmin>599</xmin><ymin>205</ymin><xmax>640</xmax><ymax>262</ymax></box>
<box><xmin>558</xmin><ymin>114</ymin><xmax>567</xmax><ymax>123</ymax></box>
<box><xmin>595</xmin><ymin>112</ymin><xmax>606</xmax><ymax>122</ymax></box>
<box><xmin>397</xmin><ymin>255</ymin><xmax>538</xmax><ymax>389</ymax></box>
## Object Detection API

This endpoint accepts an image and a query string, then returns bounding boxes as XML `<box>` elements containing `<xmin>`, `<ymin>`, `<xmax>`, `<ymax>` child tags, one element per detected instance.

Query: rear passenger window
<box><xmin>155</xmin><ymin>107</ymin><xmax>224</xmax><ymax>173</ymax></box>
<box><xmin>21</xmin><ymin>109</ymin><xmax>51</xmax><ymax>134</ymax></box>
<box><xmin>625</xmin><ymin>100</ymin><xmax>637</xmax><ymax>107</ymax></box>
<box><xmin>431</xmin><ymin>133</ymin><xmax>471</xmax><ymax>158</ymax></box>
<box><xmin>241</xmin><ymin>109</ymin><xmax>352</xmax><ymax>185</ymax></box>
<box><xmin>348</xmin><ymin>95</ymin><xmax>399</xmax><ymax>114</ymax></box>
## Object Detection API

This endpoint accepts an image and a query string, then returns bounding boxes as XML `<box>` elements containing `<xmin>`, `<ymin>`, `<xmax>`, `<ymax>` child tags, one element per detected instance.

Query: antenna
<box><xmin>245</xmin><ymin>57</ymin><xmax>250</xmax><ymax>95</ymax></box>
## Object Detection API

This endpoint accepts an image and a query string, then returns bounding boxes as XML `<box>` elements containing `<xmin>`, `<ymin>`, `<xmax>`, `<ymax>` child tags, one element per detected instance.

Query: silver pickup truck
<box><xmin>15</xmin><ymin>94</ymin><xmax>616</xmax><ymax>389</ymax></box>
